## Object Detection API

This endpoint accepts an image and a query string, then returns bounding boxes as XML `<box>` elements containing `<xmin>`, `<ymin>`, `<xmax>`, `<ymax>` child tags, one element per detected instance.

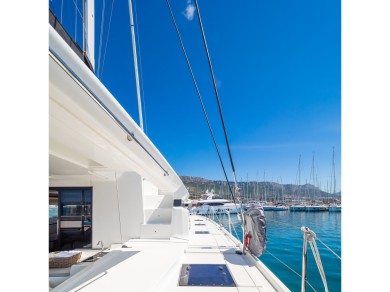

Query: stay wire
<box><xmin>99</xmin><ymin>0</ymin><xmax>115</xmax><ymax>80</ymax></box>
<box><xmin>194</xmin><ymin>0</ymin><xmax>246</xmax><ymax>249</ymax></box>
<box><xmin>133</xmin><ymin>0</ymin><xmax>147</xmax><ymax>134</ymax></box>
<box><xmin>97</xmin><ymin>0</ymin><xmax>106</xmax><ymax>77</ymax></box>
<box><xmin>194</xmin><ymin>0</ymin><xmax>237</xmax><ymax>179</ymax></box>
<box><xmin>164</xmin><ymin>0</ymin><xmax>239</xmax><ymax>213</ymax></box>
<box><xmin>72</xmin><ymin>0</ymin><xmax>83</xmax><ymax>18</ymax></box>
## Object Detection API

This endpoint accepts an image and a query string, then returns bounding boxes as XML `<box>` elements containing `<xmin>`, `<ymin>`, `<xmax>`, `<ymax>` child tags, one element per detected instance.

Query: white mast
<box><xmin>128</xmin><ymin>0</ymin><xmax>144</xmax><ymax>131</ymax></box>
<box><xmin>84</xmin><ymin>0</ymin><xmax>95</xmax><ymax>70</ymax></box>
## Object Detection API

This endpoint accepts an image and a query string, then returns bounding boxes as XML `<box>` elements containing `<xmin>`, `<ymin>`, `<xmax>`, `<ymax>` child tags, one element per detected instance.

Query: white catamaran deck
<box><xmin>51</xmin><ymin>215</ymin><xmax>289</xmax><ymax>291</ymax></box>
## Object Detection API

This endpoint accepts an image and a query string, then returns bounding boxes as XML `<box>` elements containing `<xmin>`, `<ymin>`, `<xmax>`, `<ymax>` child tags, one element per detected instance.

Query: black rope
<box><xmin>164</xmin><ymin>0</ymin><xmax>239</xmax><ymax>208</ymax></box>
<box><xmin>194</xmin><ymin>0</ymin><xmax>237</xmax><ymax>176</ymax></box>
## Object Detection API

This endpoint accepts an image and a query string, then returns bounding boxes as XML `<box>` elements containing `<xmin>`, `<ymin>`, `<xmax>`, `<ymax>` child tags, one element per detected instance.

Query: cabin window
<box><xmin>207</xmin><ymin>202</ymin><xmax>224</xmax><ymax>206</ymax></box>
<box><xmin>49</xmin><ymin>190</ymin><xmax>59</xmax><ymax>251</ymax></box>
<box><xmin>49</xmin><ymin>187</ymin><xmax>92</xmax><ymax>252</ymax></box>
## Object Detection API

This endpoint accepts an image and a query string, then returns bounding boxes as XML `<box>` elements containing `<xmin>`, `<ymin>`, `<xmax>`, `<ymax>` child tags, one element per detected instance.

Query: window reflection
<box><xmin>49</xmin><ymin>187</ymin><xmax>93</xmax><ymax>251</ymax></box>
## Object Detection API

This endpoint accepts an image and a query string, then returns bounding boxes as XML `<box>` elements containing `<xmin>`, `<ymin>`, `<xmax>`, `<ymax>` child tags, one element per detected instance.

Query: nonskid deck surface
<box><xmin>51</xmin><ymin>215</ymin><xmax>282</xmax><ymax>291</ymax></box>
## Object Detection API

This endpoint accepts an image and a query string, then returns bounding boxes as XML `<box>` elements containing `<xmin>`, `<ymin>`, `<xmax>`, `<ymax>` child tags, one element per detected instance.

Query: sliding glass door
<box><xmin>49</xmin><ymin>187</ymin><xmax>92</xmax><ymax>251</ymax></box>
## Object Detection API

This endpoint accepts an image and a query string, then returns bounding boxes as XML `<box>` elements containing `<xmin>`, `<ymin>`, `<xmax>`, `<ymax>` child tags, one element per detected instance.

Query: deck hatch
<box><xmin>178</xmin><ymin>264</ymin><xmax>236</xmax><ymax>286</ymax></box>
<box><xmin>195</xmin><ymin>231</ymin><xmax>209</xmax><ymax>234</ymax></box>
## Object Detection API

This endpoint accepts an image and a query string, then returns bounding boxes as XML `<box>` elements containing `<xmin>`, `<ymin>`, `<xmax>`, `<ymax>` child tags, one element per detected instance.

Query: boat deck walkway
<box><xmin>50</xmin><ymin>215</ymin><xmax>289</xmax><ymax>291</ymax></box>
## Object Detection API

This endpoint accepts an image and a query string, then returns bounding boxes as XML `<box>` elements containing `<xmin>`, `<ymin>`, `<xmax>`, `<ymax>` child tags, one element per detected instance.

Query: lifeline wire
<box><xmin>265</xmin><ymin>250</ymin><xmax>318</xmax><ymax>292</ymax></box>
<box><xmin>316</xmin><ymin>237</ymin><xmax>342</xmax><ymax>260</ymax></box>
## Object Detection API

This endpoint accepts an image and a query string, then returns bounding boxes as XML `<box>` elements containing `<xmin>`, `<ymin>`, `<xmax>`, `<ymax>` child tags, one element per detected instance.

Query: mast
<box><xmin>298</xmin><ymin>155</ymin><xmax>301</xmax><ymax>203</ymax></box>
<box><xmin>263</xmin><ymin>170</ymin><xmax>266</xmax><ymax>202</ymax></box>
<box><xmin>332</xmin><ymin>147</ymin><xmax>336</xmax><ymax>196</ymax></box>
<box><xmin>127</xmin><ymin>0</ymin><xmax>144</xmax><ymax>131</ymax></box>
<box><xmin>310</xmin><ymin>152</ymin><xmax>315</xmax><ymax>202</ymax></box>
<box><xmin>330</xmin><ymin>146</ymin><xmax>337</xmax><ymax>202</ymax></box>
<box><xmin>281</xmin><ymin>177</ymin><xmax>284</xmax><ymax>203</ymax></box>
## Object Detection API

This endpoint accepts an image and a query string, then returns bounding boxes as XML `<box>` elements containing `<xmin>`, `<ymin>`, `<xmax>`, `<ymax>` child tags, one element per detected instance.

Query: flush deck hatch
<box><xmin>178</xmin><ymin>264</ymin><xmax>236</xmax><ymax>286</ymax></box>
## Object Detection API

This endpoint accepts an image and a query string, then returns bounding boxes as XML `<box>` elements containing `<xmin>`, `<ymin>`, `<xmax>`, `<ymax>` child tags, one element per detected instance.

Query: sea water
<box><xmin>215</xmin><ymin>211</ymin><xmax>341</xmax><ymax>292</ymax></box>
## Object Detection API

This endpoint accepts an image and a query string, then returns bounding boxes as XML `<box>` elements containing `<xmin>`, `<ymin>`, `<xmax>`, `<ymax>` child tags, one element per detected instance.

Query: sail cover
<box><xmin>244</xmin><ymin>205</ymin><xmax>267</xmax><ymax>257</ymax></box>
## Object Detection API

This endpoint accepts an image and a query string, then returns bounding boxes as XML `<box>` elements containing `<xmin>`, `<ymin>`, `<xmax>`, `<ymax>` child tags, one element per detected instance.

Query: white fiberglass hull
<box><xmin>328</xmin><ymin>205</ymin><xmax>341</xmax><ymax>212</ymax></box>
<box><xmin>192</xmin><ymin>204</ymin><xmax>242</xmax><ymax>215</ymax></box>
<box><xmin>305</xmin><ymin>205</ymin><xmax>328</xmax><ymax>212</ymax></box>
<box><xmin>289</xmin><ymin>205</ymin><xmax>306</xmax><ymax>212</ymax></box>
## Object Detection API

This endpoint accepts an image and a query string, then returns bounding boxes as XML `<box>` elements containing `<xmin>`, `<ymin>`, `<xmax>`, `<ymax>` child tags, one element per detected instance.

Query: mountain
<box><xmin>180</xmin><ymin>175</ymin><xmax>341</xmax><ymax>201</ymax></box>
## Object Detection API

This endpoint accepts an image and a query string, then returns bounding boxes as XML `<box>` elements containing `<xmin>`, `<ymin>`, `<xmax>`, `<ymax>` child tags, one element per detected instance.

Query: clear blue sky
<box><xmin>49</xmin><ymin>0</ymin><xmax>341</xmax><ymax>191</ymax></box>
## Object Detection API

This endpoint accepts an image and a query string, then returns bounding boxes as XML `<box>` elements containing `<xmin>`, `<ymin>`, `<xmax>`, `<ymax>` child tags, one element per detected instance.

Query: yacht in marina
<box><xmin>190</xmin><ymin>193</ymin><xmax>242</xmax><ymax>215</ymax></box>
<box><xmin>48</xmin><ymin>1</ymin><xmax>290</xmax><ymax>291</ymax></box>
<box><xmin>305</xmin><ymin>204</ymin><xmax>329</xmax><ymax>212</ymax></box>
<box><xmin>289</xmin><ymin>204</ymin><xmax>307</xmax><ymax>212</ymax></box>
<box><xmin>328</xmin><ymin>204</ymin><xmax>342</xmax><ymax>212</ymax></box>
<box><xmin>273</xmin><ymin>204</ymin><xmax>289</xmax><ymax>211</ymax></box>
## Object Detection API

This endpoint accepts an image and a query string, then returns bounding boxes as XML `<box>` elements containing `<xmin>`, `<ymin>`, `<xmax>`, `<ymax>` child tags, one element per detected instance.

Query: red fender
<box><xmin>244</xmin><ymin>233</ymin><xmax>251</xmax><ymax>251</ymax></box>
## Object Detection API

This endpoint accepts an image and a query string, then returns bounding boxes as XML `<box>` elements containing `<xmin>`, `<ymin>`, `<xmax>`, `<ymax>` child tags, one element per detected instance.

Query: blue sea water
<box><xmin>215</xmin><ymin>211</ymin><xmax>341</xmax><ymax>292</ymax></box>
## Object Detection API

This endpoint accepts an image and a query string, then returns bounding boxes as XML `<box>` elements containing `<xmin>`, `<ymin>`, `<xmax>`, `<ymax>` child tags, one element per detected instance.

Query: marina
<box><xmin>45</xmin><ymin>0</ymin><xmax>341</xmax><ymax>291</ymax></box>
<box><xmin>207</xmin><ymin>211</ymin><xmax>341</xmax><ymax>292</ymax></box>
<box><xmin>186</xmin><ymin>195</ymin><xmax>341</xmax><ymax>214</ymax></box>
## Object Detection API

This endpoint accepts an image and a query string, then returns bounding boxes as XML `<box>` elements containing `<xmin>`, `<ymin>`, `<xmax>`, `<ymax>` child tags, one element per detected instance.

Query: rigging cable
<box><xmin>194</xmin><ymin>0</ymin><xmax>239</xmax><ymax>191</ymax></box>
<box><xmin>164</xmin><ymin>0</ymin><xmax>240</xmax><ymax>214</ymax></box>
<box><xmin>71</xmin><ymin>0</ymin><xmax>83</xmax><ymax>19</ymax></box>
<box><xmin>74</xmin><ymin>0</ymin><xmax>77</xmax><ymax>40</ymax></box>
<box><xmin>97</xmin><ymin>0</ymin><xmax>106</xmax><ymax>77</ymax></box>
<box><xmin>227</xmin><ymin>216</ymin><xmax>318</xmax><ymax>291</ymax></box>
<box><xmin>99</xmin><ymin>0</ymin><xmax>115</xmax><ymax>80</ymax></box>
<box><xmin>194</xmin><ymin>0</ymin><xmax>246</xmax><ymax>251</ymax></box>
<box><xmin>133</xmin><ymin>0</ymin><xmax>148</xmax><ymax>133</ymax></box>
<box><xmin>265</xmin><ymin>250</ymin><xmax>318</xmax><ymax>292</ymax></box>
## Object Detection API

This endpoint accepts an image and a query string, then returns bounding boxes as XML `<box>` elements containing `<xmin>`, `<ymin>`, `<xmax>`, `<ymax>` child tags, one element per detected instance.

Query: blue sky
<box><xmin>49</xmin><ymin>0</ymin><xmax>341</xmax><ymax>191</ymax></box>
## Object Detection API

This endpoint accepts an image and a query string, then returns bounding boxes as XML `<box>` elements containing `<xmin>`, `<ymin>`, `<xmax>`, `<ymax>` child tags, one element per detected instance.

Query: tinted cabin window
<box><xmin>49</xmin><ymin>187</ymin><xmax>92</xmax><ymax>251</ymax></box>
